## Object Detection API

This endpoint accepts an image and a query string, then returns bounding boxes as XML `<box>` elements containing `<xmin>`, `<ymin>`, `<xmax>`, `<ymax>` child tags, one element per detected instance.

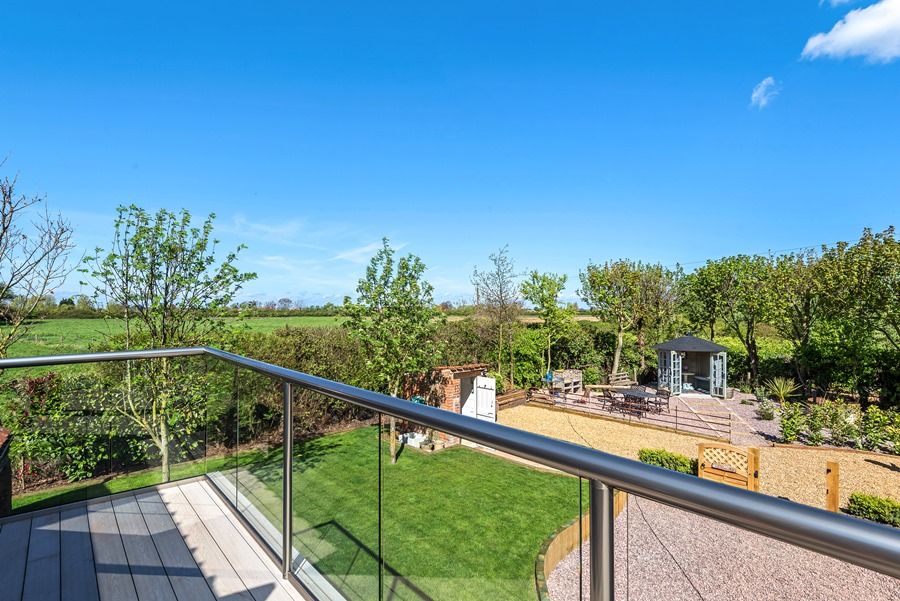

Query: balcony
<box><xmin>0</xmin><ymin>348</ymin><xmax>897</xmax><ymax>601</ymax></box>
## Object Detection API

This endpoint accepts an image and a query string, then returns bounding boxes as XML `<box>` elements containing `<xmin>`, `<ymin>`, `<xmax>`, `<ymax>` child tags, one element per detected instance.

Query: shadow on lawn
<box><xmin>296</xmin><ymin>518</ymin><xmax>435</xmax><ymax>601</ymax></box>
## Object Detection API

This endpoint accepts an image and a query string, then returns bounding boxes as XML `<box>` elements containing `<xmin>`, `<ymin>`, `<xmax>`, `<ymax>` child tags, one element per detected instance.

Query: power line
<box><xmin>664</xmin><ymin>239</ymin><xmax>843</xmax><ymax>270</ymax></box>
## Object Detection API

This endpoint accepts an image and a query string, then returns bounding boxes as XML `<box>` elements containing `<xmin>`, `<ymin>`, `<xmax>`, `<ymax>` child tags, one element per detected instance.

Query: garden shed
<box><xmin>654</xmin><ymin>335</ymin><xmax>728</xmax><ymax>397</ymax></box>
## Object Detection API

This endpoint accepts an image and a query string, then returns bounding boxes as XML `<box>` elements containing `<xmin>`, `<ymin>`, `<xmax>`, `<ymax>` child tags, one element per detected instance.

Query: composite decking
<box><xmin>0</xmin><ymin>479</ymin><xmax>306</xmax><ymax>601</ymax></box>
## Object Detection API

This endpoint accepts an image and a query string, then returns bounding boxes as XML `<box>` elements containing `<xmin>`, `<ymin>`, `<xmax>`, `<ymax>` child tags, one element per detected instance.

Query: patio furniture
<box><xmin>650</xmin><ymin>387</ymin><xmax>671</xmax><ymax>413</ymax></box>
<box><xmin>621</xmin><ymin>388</ymin><xmax>655</xmax><ymax>417</ymax></box>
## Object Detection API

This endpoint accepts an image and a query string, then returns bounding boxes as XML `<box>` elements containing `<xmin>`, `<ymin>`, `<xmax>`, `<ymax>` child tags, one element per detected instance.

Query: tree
<box><xmin>0</xmin><ymin>168</ymin><xmax>75</xmax><ymax>356</ymax></box>
<box><xmin>341</xmin><ymin>238</ymin><xmax>444</xmax><ymax>464</ymax></box>
<box><xmin>769</xmin><ymin>250</ymin><xmax>823</xmax><ymax>388</ymax></box>
<box><xmin>471</xmin><ymin>245</ymin><xmax>522</xmax><ymax>386</ymax></box>
<box><xmin>711</xmin><ymin>255</ymin><xmax>774</xmax><ymax>385</ymax></box>
<box><xmin>634</xmin><ymin>264</ymin><xmax>681</xmax><ymax>369</ymax></box>
<box><xmin>821</xmin><ymin>227</ymin><xmax>900</xmax><ymax>352</ymax></box>
<box><xmin>277</xmin><ymin>297</ymin><xmax>293</xmax><ymax>311</ymax></box>
<box><xmin>85</xmin><ymin>205</ymin><xmax>256</xmax><ymax>481</ymax></box>
<box><xmin>578</xmin><ymin>260</ymin><xmax>641</xmax><ymax>375</ymax></box>
<box><xmin>683</xmin><ymin>261</ymin><xmax>729</xmax><ymax>341</ymax></box>
<box><xmin>521</xmin><ymin>271</ymin><xmax>574</xmax><ymax>376</ymax></box>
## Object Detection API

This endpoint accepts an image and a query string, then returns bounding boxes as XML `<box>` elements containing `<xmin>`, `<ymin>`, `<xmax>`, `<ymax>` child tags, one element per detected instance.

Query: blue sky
<box><xmin>2</xmin><ymin>1</ymin><xmax>899</xmax><ymax>304</ymax></box>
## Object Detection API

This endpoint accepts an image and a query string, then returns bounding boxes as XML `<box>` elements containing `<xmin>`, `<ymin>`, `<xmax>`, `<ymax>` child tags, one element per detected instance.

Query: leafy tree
<box><xmin>769</xmin><ymin>250</ymin><xmax>823</xmax><ymax>389</ymax></box>
<box><xmin>277</xmin><ymin>297</ymin><xmax>293</xmax><ymax>311</ymax></box>
<box><xmin>697</xmin><ymin>255</ymin><xmax>774</xmax><ymax>384</ymax></box>
<box><xmin>634</xmin><ymin>263</ymin><xmax>682</xmax><ymax>369</ymax></box>
<box><xmin>521</xmin><ymin>271</ymin><xmax>574</xmax><ymax>376</ymax></box>
<box><xmin>821</xmin><ymin>227</ymin><xmax>900</xmax><ymax>352</ymax></box>
<box><xmin>682</xmin><ymin>261</ymin><xmax>728</xmax><ymax>341</ymax></box>
<box><xmin>0</xmin><ymin>167</ymin><xmax>75</xmax><ymax>356</ymax></box>
<box><xmin>578</xmin><ymin>260</ymin><xmax>640</xmax><ymax>376</ymax></box>
<box><xmin>85</xmin><ymin>205</ymin><xmax>256</xmax><ymax>481</ymax></box>
<box><xmin>342</xmin><ymin>238</ymin><xmax>444</xmax><ymax>464</ymax></box>
<box><xmin>471</xmin><ymin>246</ymin><xmax>522</xmax><ymax>386</ymax></box>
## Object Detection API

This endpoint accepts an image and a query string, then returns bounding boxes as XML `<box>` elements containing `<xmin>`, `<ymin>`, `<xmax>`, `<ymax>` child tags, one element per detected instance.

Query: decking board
<box><xmin>2</xmin><ymin>480</ymin><xmax>305</xmax><ymax>601</ymax></box>
<box><xmin>23</xmin><ymin>512</ymin><xmax>61</xmax><ymax>601</ymax></box>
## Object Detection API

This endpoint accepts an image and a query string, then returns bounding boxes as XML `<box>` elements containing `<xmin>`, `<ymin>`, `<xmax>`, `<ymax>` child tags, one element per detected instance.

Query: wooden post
<box><xmin>826</xmin><ymin>460</ymin><xmax>840</xmax><ymax>512</ymax></box>
<box><xmin>747</xmin><ymin>447</ymin><xmax>760</xmax><ymax>492</ymax></box>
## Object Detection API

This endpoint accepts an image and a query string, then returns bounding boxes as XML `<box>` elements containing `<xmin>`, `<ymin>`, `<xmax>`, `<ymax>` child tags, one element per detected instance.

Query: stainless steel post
<box><xmin>282</xmin><ymin>381</ymin><xmax>293</xmax><ymax>578</ymax></box>
<box><xmin>590</xmin><ymin>479</ymin><xmax>614</xmax><ymax>601</ymax></box>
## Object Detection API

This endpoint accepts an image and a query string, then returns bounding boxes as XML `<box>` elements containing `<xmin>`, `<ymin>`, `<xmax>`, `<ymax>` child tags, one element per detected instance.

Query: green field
<box><xmin>5</xmin><ymin>316</ymin><xmax>344</xmax><ymax>358</ymax></box>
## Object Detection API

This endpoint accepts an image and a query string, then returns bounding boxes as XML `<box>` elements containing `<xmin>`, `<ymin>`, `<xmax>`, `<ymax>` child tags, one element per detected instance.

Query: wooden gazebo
<box><xmin>654</xmin><ymin>335</ymin><xmax>727</xmax><ymax>396</ymax></box>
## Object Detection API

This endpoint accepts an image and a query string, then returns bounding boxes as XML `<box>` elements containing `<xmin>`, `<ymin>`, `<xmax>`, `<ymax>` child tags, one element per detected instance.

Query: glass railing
<box><xmin>1</xmin><ymin>347</ymin><xmax>898</xmax><ymax>601</ymax></box>
<box><xmin>3</xmin><ymin>353</ymin><xmax>239</xmax><ymax>514</ymax></box>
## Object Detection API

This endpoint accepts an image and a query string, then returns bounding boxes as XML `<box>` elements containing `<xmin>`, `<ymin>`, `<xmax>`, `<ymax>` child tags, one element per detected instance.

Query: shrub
<box><xmin>487</xmin><ymin>371</ymin><xmax>506</xmax><ymax>395</ymax></box>
<box><xmin>638</xmin><ymin>448</ymin><xmax>697</xmax><ymax>475</ymax></box>
<box><xmin>860</xmin><ymin>405</ymin><xmax>890</xmax><ymax>451</ymax></box>
<box><xmin>806</xmin><ymin>403</ymin><xmax>826</xmax><ymax>446</ymax></box>
<box><xmin>582</xmin><ymin>366</ymin><xmax>600</xmax><ymax>386</ymax></box>
<box><xmin>844</xmin><ymin>492</ymin><xmax>900</xmax><ymax>528</ymax></box>
<box><xmin>756</xmin><ymin>399</ymin><xmax>776</xmax><ymax>420</ymax></box>
<box><xmin>824</xmin><ymin>400</ymin><xmax>859</xmax><ymax>447</ymax></box>
<box><xmin>763</xmin><ymin>377</ymin><xmax>800</xmax><ymax>403</ymax></box>
<box><xmin>2</xmin><ymin>373</ymin><xmax>114</xmax><ymax>483</ymax></box>
<box><xmin>779</xmin><ymin>402</ymin><xmax>806</xmax><ymax>443</ymax></box>
<box><xmin>887</xmin><ymin>412</ymin><xmax>900</xmax><ymax>455</ymax></box>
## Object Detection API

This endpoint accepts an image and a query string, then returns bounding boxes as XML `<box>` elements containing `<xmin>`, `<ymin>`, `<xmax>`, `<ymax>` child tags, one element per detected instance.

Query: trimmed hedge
<box><xmin>844</xmin><ymin>492</ymin><xmax>900</xmax><ymax>528</ymax></box>
<box><xmin>638</xmin><ymin>448</ymin><xmax>697</xmax><ymax>475</ymax></box>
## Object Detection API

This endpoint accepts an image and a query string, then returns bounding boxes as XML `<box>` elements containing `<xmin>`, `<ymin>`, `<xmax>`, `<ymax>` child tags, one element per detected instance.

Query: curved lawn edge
<box><xmin>534</xmin><ymin>491</ymin><xmax>627</xmax><ymax>600</ymax></box>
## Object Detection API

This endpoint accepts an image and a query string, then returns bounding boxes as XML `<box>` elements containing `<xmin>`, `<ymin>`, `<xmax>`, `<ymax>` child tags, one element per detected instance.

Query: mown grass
<box><xmin>242</xmin><ymin>426</ymin><xmax>585</xmax><ymax>601</ymax></box>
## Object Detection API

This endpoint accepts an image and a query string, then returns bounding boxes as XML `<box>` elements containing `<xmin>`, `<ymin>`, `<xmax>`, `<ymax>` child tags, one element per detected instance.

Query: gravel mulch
<box><xmin>547</xmin><ymin>497</ymin><xmax>899</xmax><ymax>601</ymax></box>
<box><xmin>499</xmin><ymin>405</ymin><xmax>900</xmax><ymax>509</ymax></box>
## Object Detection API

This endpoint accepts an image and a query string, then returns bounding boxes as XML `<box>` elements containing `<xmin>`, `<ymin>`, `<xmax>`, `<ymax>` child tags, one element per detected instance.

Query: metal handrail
<box><xmin>1</xmin><ymin>347</ymin><xmax>899</xmax><ymax>585</ymax></box>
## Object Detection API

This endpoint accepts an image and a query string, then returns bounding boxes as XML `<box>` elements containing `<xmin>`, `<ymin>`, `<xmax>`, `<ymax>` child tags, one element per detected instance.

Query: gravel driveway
<box><xmin>548</xmin><ymin>496</ymin><xmax>899</xmax><ymax>601</ymax></box>
<box><xmin>500</xmin><ymin>405</ymin><xmax>900</xmax><ymax>508</ymax></box>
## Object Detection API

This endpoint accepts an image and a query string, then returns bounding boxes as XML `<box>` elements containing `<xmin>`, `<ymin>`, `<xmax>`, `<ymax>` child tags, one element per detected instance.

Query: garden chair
<box><xmin>652</xmin><ymin>387</ymin><xmax>671</xmax><ymax>413</ymax></box>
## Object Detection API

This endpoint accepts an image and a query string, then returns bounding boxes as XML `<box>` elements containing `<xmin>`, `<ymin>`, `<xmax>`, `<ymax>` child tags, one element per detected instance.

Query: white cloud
<box><xmin>330</xmin><ymin>241</ymin><xmax>407</xmax><ymax>264</ymax></box>
<box><xmin>803</xmin><ymin>0</ymin><xmax>900</xmax><ymax>62</ymax></box>
<box><xmin>750</xmin><ymin>76</ymin><xmax>780</xmax><ymax>109</ymax></box>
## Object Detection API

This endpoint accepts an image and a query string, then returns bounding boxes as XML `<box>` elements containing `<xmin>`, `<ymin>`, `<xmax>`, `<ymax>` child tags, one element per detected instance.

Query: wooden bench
<box><xmin>608</xmin><ymin>371</ymin><xmax>634</xmax><ymax>386</ymax></box>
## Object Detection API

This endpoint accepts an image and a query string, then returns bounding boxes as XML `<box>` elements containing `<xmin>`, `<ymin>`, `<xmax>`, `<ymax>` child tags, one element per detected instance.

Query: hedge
<box><xmin>638</xmin><ymin>448</ymin><xmax>697</xmax><ymax>475</ymax></box>
<box><xmin>844</xmin><ymin>492</ymin><xmax>900</xmax><ymax>528</ymax></box>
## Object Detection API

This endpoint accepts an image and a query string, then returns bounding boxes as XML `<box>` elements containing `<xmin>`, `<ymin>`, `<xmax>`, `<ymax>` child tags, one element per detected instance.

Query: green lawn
<box><xmin>239</xmin><ymin>427</ymin><xmax>585</xmax><ymax>601</ymax></box>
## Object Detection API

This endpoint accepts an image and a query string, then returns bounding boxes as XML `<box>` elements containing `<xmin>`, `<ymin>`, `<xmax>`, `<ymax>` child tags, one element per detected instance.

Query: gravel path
<box><xmin>673</xmin><ymin>392</ymin><xmax>778</xmax><ymax>447</ymax></box>
<box><xmin>547</xmin><ymin>497</ymin><xmax>899</xmax><ymax>601</ymax></box>
<box><xmin>499</xmin><ymin>405</ymin><xmax>900</xmax><ymax>508</ymax></box>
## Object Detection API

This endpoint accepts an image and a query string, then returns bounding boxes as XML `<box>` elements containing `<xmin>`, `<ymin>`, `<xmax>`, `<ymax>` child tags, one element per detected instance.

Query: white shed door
<box><xmin>475</xmin><ymin>376</ymin><xmax>496</xmax><ymax>422</ymax></box>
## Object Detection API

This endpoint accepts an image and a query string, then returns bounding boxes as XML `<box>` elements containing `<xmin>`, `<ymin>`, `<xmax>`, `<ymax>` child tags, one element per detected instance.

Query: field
<box><xmin>5</xmin><ymin>316</ymin><xmax>344</xmax><ymax>358</ymax></box>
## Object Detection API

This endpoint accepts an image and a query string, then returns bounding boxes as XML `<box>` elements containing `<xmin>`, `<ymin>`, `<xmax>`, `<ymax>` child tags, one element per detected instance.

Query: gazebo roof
<box><xmin>653</xmin><ymin>335</ymin><xmax>727</xmax><ymax>353</ymax></box>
